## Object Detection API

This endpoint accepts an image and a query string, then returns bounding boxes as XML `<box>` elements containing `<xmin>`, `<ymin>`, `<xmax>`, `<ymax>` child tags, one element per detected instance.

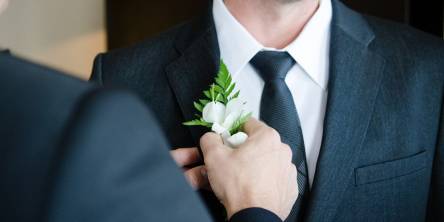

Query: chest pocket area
<box><xmin>354</xmin><ymin>150</ymin><xmax>427</xmax><ymax>186</ymax></box>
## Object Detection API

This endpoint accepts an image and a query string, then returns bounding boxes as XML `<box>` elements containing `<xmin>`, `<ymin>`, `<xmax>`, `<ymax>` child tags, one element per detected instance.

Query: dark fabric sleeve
<box><xmin>428</xmin><ymin>96</ymin><xmax>444</xmax><ymax>221</ymax></box>
<box><xmin>89</xmin><ymin>53</ymin><xmax>104</xmax><ymax>84</ymax></box>
<box><xmin>45</xmin><ymin>89</ymin><xmax>212</xmax><ymax>222</ymax></box>
<box><xmin>0</xmin><ymin>49</ymin><xmax>10</xmax><ymax>55</ymax></box>
<box><xmin>229</xmin><ymin>208</ymin><xmax>282</xmax><ymax>222</ymax></box>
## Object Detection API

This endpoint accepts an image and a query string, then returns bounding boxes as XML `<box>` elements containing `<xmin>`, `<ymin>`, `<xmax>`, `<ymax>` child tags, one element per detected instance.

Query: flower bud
<box><xmin>211</xmin><ymin>122</ymin><xmax>230</xmax><ymax>138</ymax></box>
<box><xmin>202</xmin><ymin>102</ymin><xmax>226</xmax><ymax>124</ymax></box>
<box><xmin>225</xmin><ymin>98</ymin><xmax>246</xmax><ymax>119</ymax></box>
<box><xmin>226</xmin><ymin>132</ymin><xmax>248</xmax><ymax>148</ymax></box>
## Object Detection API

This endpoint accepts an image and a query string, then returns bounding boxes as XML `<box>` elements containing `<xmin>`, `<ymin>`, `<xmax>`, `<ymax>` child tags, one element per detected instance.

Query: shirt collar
<box><xmin>213</xmin><ymin>0</ymin><xmax>262</xmax><ymax>77</ymax></box>
<box><xmin>213</xmin><ymin>0</ymin><xmax>332</xmax><ymax>90</ymax></box>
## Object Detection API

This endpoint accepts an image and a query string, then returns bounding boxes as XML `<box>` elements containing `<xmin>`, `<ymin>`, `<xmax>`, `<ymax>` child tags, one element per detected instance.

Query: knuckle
<box><xmin>291</xmin><ymin>164</ymin><xmax>297</xmax><ymax>174</ymax></box>
<box><xmin>199</xmin><ymin>132</ymin><xmax>212</xmax><ymax>146</ymax></box>
<box><xmin>266</xmin><ymin>128</ymin><xmax>280</xmax><ymax>141</ymax></box>
<box><xmin>288</xmin><ymin>164</ymin><xmax>298</xmax><ymax>180</ymax></box>
<box><xmin>206</xmin><ymin>152</ymin><xmax>216</xmax><ymax>162</ymax></box>
<box><xmin>203</xmin><ymin>151</ymin><xmax>214</xmax><ymax>163</ymax></box>
<box><xmin>293</xmin><ymin>166</ymin><xmax>299</xmax><ymax>192</ymax></box>
<box><xmin>204</xmin><ymin>149</ymin><xmax>221</xmax><ymax>164</ymax></box>
<box><xmin>276</xmin><ymin>144</ymin><xmax>292</xmax><ymax>161</ymax></box>
<box><xmin>282</xmin><ymin>144</ymin><xmax>292</xmax><ymax>156</ymax></box>
<box><xmin>186</xmin><ymin>171</ymin><xmax>199</xmax><ymax>188</ymax></box>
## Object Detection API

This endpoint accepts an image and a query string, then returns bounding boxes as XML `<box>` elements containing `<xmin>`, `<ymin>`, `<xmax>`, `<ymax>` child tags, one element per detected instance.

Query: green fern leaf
<box><xmin>183</xmin><ymin>119</ymin><xmax>212</xmax><ymax>128</ymax></box>
<box><xmin>229</xmin><ymin>112</ymin><xmax>252</xmax><ymax>135</ymax></box>
<box><xmin>230</xmin><ymin>90</ymin><xmax>240</xmax><ymax>100</ymax></box>
<box><xmin>193</xmin><ymin>102</ymin><xmax>203</xmax><ymax>112</ymax></box>
<box><xmin>199</xmin><ymin>99</ymin><xmax>211</xmax><ymax>106</ymax></box>
<box><xmin>226</xmin><ymin>83</ymin><xmax>236</xmax><ymax>97</ymax></box>
<box><xmin>203</xmin><ymin>90</ymin><xmax>212</xmax><ymax>99</ymax></box>
<box><xmin>184</xmin><ymin>60</ymin><xmax>246</xmax><ymax>130</ymax></box>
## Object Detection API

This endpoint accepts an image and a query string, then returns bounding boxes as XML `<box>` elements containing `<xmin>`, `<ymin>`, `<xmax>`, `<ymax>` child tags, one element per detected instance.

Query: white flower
<box><xmin>202</xmin><ymin>99</ymin><xmax>249</xmax><ymax>148</ymax></box>
<box><xmin>226</xmin><ymin>132</ymin><xmax>248</xmax><ymax>148</ymax></box>
<box><xmin>225</xmin><ymin>98</ymin><xmax>246</xmax><ymax>119</ymax></box>
<box><xmin>211</xmin><ymin>122</ymin><xmax>230</xmax><ymax>139</ymax></box>
<box><xmin>222</xmin><ymin>112</ymin><xmax>238</xmax><ymax>130</ymax></box>
<box><xmin>223</xmin><ymin>98</ymin><xmax>247</xmax><ymax>129</ymax></box>
<box><xmin>202</xmin><ymin>102</ymin><xmax>225</xmax><ymax>124</ymax></box>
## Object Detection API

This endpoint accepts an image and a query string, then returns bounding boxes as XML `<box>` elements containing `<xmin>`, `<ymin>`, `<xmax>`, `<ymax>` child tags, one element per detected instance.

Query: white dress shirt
<box><xmin>213</xmin><ymin>0</ymin><xmax>332</xmax><ymax>186</ymax></box>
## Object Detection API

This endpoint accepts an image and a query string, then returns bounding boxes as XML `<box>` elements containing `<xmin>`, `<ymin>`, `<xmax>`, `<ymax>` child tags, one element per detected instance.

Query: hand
<box><xmin>200</xmin><ymin>118</ymin><xmax>298</xmax><ymax>220</ymax></box>
<box><xmin>170</xmin><ymin>147</ymin><xmax>209</xmax><ymax>190</ymax></box>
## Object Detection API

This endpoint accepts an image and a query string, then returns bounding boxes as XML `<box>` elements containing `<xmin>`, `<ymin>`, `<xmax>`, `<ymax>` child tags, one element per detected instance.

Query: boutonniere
<box><xmin>183</xmin><ymin>60</ymin><xmax>251</xmax><ymax>147</ymax></box>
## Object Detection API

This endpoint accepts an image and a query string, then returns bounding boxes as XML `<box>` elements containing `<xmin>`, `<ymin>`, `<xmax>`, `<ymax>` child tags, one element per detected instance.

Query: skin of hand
<box><xmin>170</xmin><ymin>147</ymin><xmax>210</xmax><ymax>190</ymax></box>
<box><xmin>200</xmin><ymin>118</ymin><xmax>299</xmax><ymax>220</ymax></box>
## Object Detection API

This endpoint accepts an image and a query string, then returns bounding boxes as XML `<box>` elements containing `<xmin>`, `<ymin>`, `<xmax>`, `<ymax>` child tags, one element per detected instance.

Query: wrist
<box><xmin>225</xmin><ymin>197</ymin><xmax>276</xmax><ymax>220</ymax></box>
<box><xmin>225</xmin><ymin>198</ymin><xmax>254</xmax><ymax>219</ymax></box>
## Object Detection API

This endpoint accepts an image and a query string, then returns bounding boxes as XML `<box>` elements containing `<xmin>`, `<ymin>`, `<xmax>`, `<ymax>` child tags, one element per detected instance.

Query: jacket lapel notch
<box><xmin>166</xmin><ymin>25</ymin><xmax>220</xmax><ymax>143</ymax></box>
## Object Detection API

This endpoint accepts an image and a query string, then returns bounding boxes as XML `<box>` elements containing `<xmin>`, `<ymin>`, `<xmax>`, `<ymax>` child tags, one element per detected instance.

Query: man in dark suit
<box><xmin>0</xmin><ymin>51</ymin><xmax>299</xmax><ymax>222</ymax></box>
<box><xmin>90</xmin><ymin>0</ymin><xmax>444</xmax><ymax>221</ymax></box>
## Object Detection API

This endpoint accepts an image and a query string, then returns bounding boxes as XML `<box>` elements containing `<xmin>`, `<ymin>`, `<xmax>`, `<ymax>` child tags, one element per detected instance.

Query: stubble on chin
<box><xmin>277</xmin><ymin>0</ymin><xmax>319</xmax><ymax>4</ymax></box>
<box><xmin>278</xmin><ymin>0</ymin><xmax>303</xmax><ymax>3</ymax></box>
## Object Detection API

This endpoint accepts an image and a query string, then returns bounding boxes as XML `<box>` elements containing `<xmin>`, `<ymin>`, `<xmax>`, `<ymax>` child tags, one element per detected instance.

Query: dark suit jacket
<box><xmin>0</xmin><ymin>53</ymin><xmax>213</xmax><ymax>222</ymax></box>
<box><xmin>91</xmin><ymin>0</ymin><xmax>444</xmax><ymax>221</ymax></box>
<box><xmin>0</xmin><ymin>53</ymin><xmax>280</xmax><ymax>222</ymax></box>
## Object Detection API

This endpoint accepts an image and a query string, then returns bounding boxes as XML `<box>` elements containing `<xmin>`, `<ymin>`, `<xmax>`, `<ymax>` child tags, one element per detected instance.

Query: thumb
<box><xmin>200</xmin><ymin>132</ymin><xmax>225</xmax><ymax>158</ymax></box>
<box><xmin>243</xmin><ymin>118</ymin><xmax>267</xmax><ymax>136</ymax></box>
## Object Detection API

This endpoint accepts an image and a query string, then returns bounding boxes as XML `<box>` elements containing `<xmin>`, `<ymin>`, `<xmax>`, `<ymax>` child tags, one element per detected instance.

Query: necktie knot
<box><xmin>250</xmin><ymin>51</ymin><xmax>295</xmax><ymax>82</ymax></box>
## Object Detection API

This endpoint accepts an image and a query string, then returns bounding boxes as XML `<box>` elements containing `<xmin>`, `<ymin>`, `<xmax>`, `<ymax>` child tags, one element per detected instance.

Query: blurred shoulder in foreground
<box><xmin>0</xmin><ymin>53</ymin><xmax>211</xmax><ymax>222</ymax></box>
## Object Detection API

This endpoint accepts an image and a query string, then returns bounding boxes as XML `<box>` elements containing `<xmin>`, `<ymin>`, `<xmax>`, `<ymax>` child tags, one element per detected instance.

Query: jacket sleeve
<box><xmin>46</xmin><ymin>89</ymin><xmax>212</xmax><ymax>222</ymax></box>
<box><xmin>229</xmin><ymin>208</ymin><xmax>282</xmax><ymax>222</ymax></box>
<box><xmin>89</xmin><ymin>53</ymin><xmax>104</xmax><ymax>84</ymax></box>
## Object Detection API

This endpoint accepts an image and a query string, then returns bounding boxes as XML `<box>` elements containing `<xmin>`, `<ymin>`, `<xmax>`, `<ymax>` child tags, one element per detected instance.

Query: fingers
<box><xmin>184</xmin><ymin>165</ymin><xmax>209</xmax><ymax>190</ymax></box>
<box><xmin>241</xmin><ymin>119</ymin><xmax>282</xmax><ymax>152</ymax></box>
<box><xmin>280</xmin><ymin>144</ymin><xmax>293</xmax><ymax>163</ymax></box>
<box><xmin>242</xmin><ymin>118</ymin><xmax>267</xmax><ymax>135</ymax></box>
<box><xmin>200</xmin><ymin>132</ymin><xmax>225</xmax><ymax>157</ymax></box>
<box><xmin>171</xmin><ymin>147</ymin><xmax>211</xmax><ymax>190</ymax></box>
<box><xmin>289</xmin><ymin>164</ymin><xmax>299</xmax><ymax>199</ymax></box>
<box><xmin>170</xmin><ymin>147</ymin><xmax>201</xmax><ymax>167</ymax></box>
<box><xmin>292</xmin><ymin>164</ymin><xmax>298</xmax><ymax>194</ymax></box>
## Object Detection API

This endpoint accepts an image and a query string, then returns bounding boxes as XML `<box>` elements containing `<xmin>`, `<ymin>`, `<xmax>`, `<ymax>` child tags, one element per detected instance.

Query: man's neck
<box><xmin>224</xmin><ymin>0</ymin><xmax>320</xmax><ymax>49</ymax></box>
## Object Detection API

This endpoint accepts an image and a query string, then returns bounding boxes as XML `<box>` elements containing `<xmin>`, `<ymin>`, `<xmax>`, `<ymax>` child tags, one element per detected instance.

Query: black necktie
<box><xmin>250</xmin><ymin>51</ymin><xmax>309</xmax><ymax>222</ymax></box>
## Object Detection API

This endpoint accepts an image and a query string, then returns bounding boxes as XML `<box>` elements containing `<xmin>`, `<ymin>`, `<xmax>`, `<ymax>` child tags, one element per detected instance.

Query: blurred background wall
<box><xmin>0</xmin><ymin>0</ymin><xmax>106</xmax><ymax>79</ymax></box>
<box><xmin>106</xmin><ymin>0</ymin><xmax>207</xmax><ymax>50</ymax></box>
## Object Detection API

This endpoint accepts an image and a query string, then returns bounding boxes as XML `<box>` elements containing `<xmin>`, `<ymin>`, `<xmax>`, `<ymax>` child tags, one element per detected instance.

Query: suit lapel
<box><xmin>166</xmin><ymin>12</ymin><xmax>221</xmax><ymax>144</ymax></box>
<box><xmin>305</xmin><ymin>1</ymin><xmax>386</xmax><ymax>221</ymax></box>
